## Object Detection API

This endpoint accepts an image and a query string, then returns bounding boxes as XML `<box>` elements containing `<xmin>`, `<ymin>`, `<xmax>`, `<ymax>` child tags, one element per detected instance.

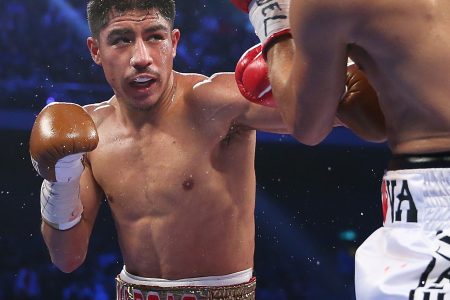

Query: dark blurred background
<box><xmin>0</xmin><ymin>0</ymin><xmax>391</xmax><ymax>299</ymax></box>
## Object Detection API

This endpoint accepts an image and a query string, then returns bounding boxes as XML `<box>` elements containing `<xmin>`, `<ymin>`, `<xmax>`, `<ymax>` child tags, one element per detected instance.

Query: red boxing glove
<box><xmin>230</xmin><ymin>0</ymin><xmax>252</xmax><ymax>12</ymax></box>
<box><xmin>235</xmin><ymin>44</ymin><xmax>276</xmax><ymax>107</ymax></box>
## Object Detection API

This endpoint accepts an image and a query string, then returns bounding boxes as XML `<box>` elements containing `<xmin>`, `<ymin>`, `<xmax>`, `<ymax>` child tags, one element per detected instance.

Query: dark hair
<box><xmin>87</xmin><ymin>0</ymin><xmax>176</xmax><ymax>38</ymax></box>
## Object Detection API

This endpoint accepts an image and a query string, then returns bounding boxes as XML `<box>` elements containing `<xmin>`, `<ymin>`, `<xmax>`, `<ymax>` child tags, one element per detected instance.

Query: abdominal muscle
<box><xmin>115</xmin><ymin>207</ymin><xmax>255</xmax><ymax>279</ymax></box>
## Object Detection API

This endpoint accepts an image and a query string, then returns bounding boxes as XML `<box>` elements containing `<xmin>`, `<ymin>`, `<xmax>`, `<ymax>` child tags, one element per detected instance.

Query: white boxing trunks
<box><xmin>116</xmin><ymin>266</ymin><xmax>255</xmax><ymax>300</ymax></box>
<box><xmin>355</xmin><ymin>152</ymin><xmax>450</xmax><ymax>300</ymax></box>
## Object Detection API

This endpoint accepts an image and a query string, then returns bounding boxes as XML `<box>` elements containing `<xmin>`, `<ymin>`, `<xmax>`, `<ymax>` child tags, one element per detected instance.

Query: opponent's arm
<box><xmin>276</xmin><ymin>0</ymin><xmax>353</xmax><ymax>145</ymax></box>
<box><xmin>248</xmin><ymin>0</ymin><xmax>384</xmax><ymax>144</ymax></box>
<box><xmin>232</xmin><ymin>0</ymin><xmax>355</xmax><ymax>144</ymax></box>
<box><xmin>268</xmin><ymin>41</ymin><xmax>387</xmax><ymax>143</ymax></box>
<box><xmin>30</xmin><ymin>102</ymin><xmax>103</xmax><ymax>272</ymax></box>
<box><xmin>236</xmin><ymin>41</ymin><xmax>386</xmax><ymax>141</ymax></box>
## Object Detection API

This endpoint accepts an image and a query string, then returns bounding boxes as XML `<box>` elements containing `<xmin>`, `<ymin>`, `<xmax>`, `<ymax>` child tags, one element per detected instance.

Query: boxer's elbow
<box><xmin>291</xmin><ymin>120</ymin><xmax>331</xmax><ymax>146</ymax></box>
<box><xmin>41</xmin><ymin>218</ymin><xmax>91</xmax><ymax>273</ymax></box>
<box><xmin>292</xmin><ymin>129</ymin><xmax>326</xmax><ymax>146</ymax></box>
<box><xmin>51</xmin><ymin>251</ymin><xmax>87</xmax><ymax>273</ymax></box>
<box><xmin>363</xmin><ymin>133</ymin><xmax>387</xmax><ymax>144</ymax></box>
<box><xmin>298</xmin><ymin>135</ymin><xmax>323</xmax><ymax>146</ymax></box>
<box><xmin>365</xmin><ymin>130</ymin><xmax>387</xmax><ymax>143</ymax></box>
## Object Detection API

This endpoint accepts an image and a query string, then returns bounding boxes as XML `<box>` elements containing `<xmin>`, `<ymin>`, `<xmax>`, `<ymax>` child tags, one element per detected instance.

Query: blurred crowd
<box><xmin>0</xmin><ymin>0</ymin><xmax>258</xmax><ymax>110</ymax></box>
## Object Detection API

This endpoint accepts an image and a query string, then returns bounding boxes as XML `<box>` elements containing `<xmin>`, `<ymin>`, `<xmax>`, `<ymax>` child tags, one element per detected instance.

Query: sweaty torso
<box><xmin>86</xmin><ymin>73</ymin><xmax>255</xmax><ymax>279</ymax></box>
<box><xmin>347</xmin><ymin>0</ymin><xmax>450</xmax><ymax>154</ymax></box>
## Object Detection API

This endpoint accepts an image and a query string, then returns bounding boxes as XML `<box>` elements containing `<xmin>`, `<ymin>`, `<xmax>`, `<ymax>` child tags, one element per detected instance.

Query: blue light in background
<box><xmin>46</xmin><ymin>97</ymin><xmax>56</xmax><ymax>105</ymax></box>
<box><xmin>339</xmin><ymin>229</ymin><xmax>358</xmax><ymax>241</ymax></box>
<box><xmin>49</xmin><ymin>0</ymin><xmax>90</xmax><ymax>39</ymax></box>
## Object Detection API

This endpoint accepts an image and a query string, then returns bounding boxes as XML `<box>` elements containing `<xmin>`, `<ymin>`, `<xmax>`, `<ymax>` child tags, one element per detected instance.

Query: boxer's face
<box><xmin>87</xmin><ymin>8</ymin><xmax>179</xmax><ymax>111</ymax></box>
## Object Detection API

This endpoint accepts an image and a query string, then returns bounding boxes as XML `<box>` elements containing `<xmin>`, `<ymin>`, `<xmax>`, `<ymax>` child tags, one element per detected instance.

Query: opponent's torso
<box><xmin>348</xmin><ymin>0</ymin><xmax>450</xmax><ymax>154</ymax></box>
<box><xmin>86</xmin><ymin>74</ymin><xmax>256</xmax><ymax>279</ymax></box>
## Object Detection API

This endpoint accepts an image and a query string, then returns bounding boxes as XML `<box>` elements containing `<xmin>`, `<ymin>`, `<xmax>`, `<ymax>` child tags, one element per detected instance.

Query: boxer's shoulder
<box><xmin>174</xmin><ymin>71</ymin><xmax>208</xmax><ymax>90</ymax></box>
<box><xmin>174</xmin><ymin>71</ymin><xmax>214</xmax><ymax>104</ymax></box>
<box><xmin>83</xmin><ymin>99</ymin><xmax>116</xmax><ymax>128</ymax></box>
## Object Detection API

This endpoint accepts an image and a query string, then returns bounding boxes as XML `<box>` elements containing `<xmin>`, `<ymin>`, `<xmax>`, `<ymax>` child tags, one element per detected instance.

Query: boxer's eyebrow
<box><xmin>107</xmin><ymin>28</ymin><xmax>133</xmax><ymax>41</ymax></box>
<box><xmin>143</xmin><ymin>24</ymin><xmax>170</xmax><ymax>34</ymax></box>
<box><xmin>106</xmin><ymin>23</ymin><xmax>170</xmax><ymax>44</ymax></box>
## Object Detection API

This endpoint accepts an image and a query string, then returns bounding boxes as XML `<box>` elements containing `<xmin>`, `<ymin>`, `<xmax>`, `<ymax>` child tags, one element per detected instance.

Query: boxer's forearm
<box><xmin>266</xmin><ymin>37</ymin><xmax>298</xmax><ymax>131</ymax></box>
<box><xmin>41</xmin><ymin>219</ymin><xmax>91</xmax><ymax>273</ymax></box>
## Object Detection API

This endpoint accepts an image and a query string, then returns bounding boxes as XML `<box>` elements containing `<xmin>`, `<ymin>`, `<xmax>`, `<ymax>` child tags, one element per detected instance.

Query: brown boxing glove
<box><xmin>30</xmin><ymin>102</ymin><xmax>98</xmax><ymax>182</ymax></box>
<box><xmin>337</xmin><ymin>63</ymin><xmax>386</xmax><ymax>143</ymax></box>
<box><xmin>29</xmin><ymin>102</ymin><xmax>98</xmax><ymax>230</ymax></box>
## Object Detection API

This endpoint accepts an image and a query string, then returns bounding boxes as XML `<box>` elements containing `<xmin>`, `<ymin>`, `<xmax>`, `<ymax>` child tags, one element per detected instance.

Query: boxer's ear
<box><xmin>87</xmin><ymin>37</ymin><xmax>102</xmax><ymax>66</ymax></box>
<box><xmin>171</xmin><ymin>29</ymin><xmax>180</xmax><ymax>58</ymax></box>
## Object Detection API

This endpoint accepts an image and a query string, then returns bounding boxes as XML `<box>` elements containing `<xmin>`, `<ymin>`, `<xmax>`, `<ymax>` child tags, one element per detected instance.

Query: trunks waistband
<box><xmin>116</xmin><ymin>276</ymin><xmax>256</xmax><ymax>300</ymax></box>
<box><xmin>120</xmin><ymin>267</ymin><xmax>253</xmax><ymax>287</ymax></box>
<box><xmin>382</xmin><ymin>168</ymin><xmax>450</xmax><ymax>231</ymax></box>
<box><xmin>387</xmin><ymin>151</ymin><xmax>450</xmax><ymax>170</ymax></box>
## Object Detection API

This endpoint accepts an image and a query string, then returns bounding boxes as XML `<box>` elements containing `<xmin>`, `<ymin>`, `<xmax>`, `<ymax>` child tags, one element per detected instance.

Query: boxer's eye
<box><xmin>148</xmin><ymin>34</ymin><xmax>164</xmax><ymax>42</ymax></box>
<box><xmin>108</xmin><ymin>35</ymin><xmax>132</xmax><ymax>46</ymax></box>
<box><xmin>114</xmin><ymin>37</ymin><xmax>132</xmax><ymax>45</ymax></box>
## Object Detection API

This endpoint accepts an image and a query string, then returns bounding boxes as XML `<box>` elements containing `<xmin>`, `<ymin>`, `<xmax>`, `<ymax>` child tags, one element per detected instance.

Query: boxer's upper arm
<box><xmin>79</xmin><ymin>155</ymin><xmax>103</xmax><ymax>229</ymax></box>
<box><xmin>287</xmin><ymin>0</ymin><xmax>353</xmax><ymax>144</ymax></box>
<box><xmin>191</xmin><ymin>72</ymin><xmax>288</xmax><ymax>133</ymax></box>
<box><xmin>235</xmin><ymin>103</ymin><xmax>289</xmax><ymax>134</ymax></box>
<box><xmin>80</xmin><ymin>105</ymin><xmax>107</xmax><ymax>228</ymax></box>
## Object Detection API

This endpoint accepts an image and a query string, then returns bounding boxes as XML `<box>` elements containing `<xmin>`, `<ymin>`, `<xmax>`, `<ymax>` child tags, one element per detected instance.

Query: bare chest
<box><xmin>90</xmin><ymin>127</ymin><xmax>221</xmax><ymax>215</ymax></box>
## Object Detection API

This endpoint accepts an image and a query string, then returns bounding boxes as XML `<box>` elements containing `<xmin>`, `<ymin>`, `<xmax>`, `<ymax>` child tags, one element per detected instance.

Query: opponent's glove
<box><xmin>230</xmin><ymin>0</ymin><xmax>291</xmax><ymax>54</ymax></box>
<box><xmin>30</xmin><ymin>102</ymin><xmax>98</xmax><ymax>230</ymax></box>
<box><xmin>235</xmin><ymin>44</ymin><xmax>276</xmax><ymax>107</ymax></box>
<box><xmin>338</xmin><ymin>63</ymin><xmax>386</xmax><ymax>141</ymax></box>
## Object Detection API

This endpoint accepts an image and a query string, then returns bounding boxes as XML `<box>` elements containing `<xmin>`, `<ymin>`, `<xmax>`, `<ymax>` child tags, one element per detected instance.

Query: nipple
<box><xmin>182</xmin><ymin>177</ymin><xmax>194</xmax><ymax>191</ymax></box>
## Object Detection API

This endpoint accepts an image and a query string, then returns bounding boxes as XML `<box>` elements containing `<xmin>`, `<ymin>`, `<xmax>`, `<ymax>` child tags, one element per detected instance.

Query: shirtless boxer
<box><xmin>30</xmin><ymin>1</ymin><xmax>386</xmax><ymax>299</ymax></box>
<box><xmin>232</xmin><ymin>0</ymin><xmax>450</xmax><ymax>299</ymax></box>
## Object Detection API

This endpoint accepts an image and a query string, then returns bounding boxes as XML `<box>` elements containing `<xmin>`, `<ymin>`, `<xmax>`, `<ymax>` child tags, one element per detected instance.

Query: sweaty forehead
<box><xmin>106</xmin><ymin>8</ymin><xmax>162</xmax><ymax>26</ymax></box>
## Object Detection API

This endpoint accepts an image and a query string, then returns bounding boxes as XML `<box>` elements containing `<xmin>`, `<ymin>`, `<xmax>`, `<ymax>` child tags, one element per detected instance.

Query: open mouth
<box><xmin>130</xmin><ymin>76</ymin><xmax>156</xmax><ymax>88</ymax></box>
